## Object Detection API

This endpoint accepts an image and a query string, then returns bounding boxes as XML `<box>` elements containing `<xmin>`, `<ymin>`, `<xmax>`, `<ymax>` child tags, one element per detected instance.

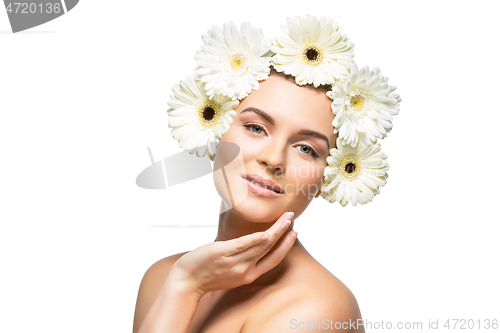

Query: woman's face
<box><xmin>213</xmin><ymin>74</ymin><xmax>336</xmax><ymax>222</ymax></box>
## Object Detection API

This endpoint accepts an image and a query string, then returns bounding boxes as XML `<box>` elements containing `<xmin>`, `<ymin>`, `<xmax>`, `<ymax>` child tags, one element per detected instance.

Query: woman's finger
<box><xmin>242</xmin><ymin>220</ymin><xmax>294</xmax><ymax>265</ymax></box>
<box><xmin>254</xmin><ymin>230</ymin><xmax>297</xmax><ymax>275</ymax></box>
<box><xmin>218</xmin><ymin>231</ymin><xmax>268</xmax><ymax>257</ymax></box>
<box><xmin>250</xmin><ymin>219</ymin><xmax>294</xmax><ymax>262</ymax></box>
<box><xmin>221</xmin><ymin>211</ymin><xmax>293</xmax><ymax>257</ymax></box>
<box><xmin>231</xmin><ymin>213</ymin><xmax>294</xmax><ymax>262</ymax></box>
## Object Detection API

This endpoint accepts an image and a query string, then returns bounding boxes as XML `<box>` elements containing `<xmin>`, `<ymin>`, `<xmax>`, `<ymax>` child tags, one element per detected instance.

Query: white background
<box><xmin>1</xmin><ymin>1</ymin><xmax>499</xmax><ymax>332</ymax></box>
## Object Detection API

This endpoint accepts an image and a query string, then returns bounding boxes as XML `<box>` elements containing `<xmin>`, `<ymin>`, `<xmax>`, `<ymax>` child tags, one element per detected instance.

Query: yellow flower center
<box><xmin>232</xmin><ymin>57</ymin><xmax>243</xmax><ymax>69</ymax></box>
<box><xmin>198</xmin><ymin>103</ymin><xmax>222</xmax><ymax>127</ymax></box>
<box><xmin>229</xmin><ymin>54</ymin><xmax>249</xmax><ymax>75</ymax></box>
<box><xmin>301</xmin><ymin>43</ymin><xmax>324</xmax><ymax>66</ymax></box>
<box><xmin>350</xmin><ymin>95</ymin><xmax>365</xmax><ymax>112</ymax></box>
<box><xmin>340</xmin><ymin>156</ymin><xmax>361</xmax><ymax>180</ymax></box>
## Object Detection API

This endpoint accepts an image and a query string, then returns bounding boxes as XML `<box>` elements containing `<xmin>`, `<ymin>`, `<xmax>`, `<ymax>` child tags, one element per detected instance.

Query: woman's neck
<box><xmin>214</xmin><ymin>201</ymin><xmax>295</xmax><ymax>243</ymax></box>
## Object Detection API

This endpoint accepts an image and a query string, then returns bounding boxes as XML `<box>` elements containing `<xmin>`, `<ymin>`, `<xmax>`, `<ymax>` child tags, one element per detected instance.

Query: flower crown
<box><xmin>167</xmin><ymin>15</ymin><xmax>401</xmax><ymax>206</ymax></box>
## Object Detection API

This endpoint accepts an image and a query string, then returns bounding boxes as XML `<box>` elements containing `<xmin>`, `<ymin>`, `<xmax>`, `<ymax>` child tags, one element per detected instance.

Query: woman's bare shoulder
<box><xmin>132</xmin><ymin>252</ymin><xmax>188</xmax><ymax>333</ymax></box>
<box><xmin>243</xmin><ymin>257</ymin><xmax>364</xmax><ymax>332</ymax></box>
<box><xmin>138</xmin><ymin>251</ymin><xmax>189</xmax><ymax>294</ymax></box>
<box><xmin>144</xmin><ymin>251</ymin><xmax>188</xmax><ymax>279</ymax></box>
<box><xmin>299</xmin><ymin>258</ymin><xmax>358</xmax><ymax>302</ymax></box>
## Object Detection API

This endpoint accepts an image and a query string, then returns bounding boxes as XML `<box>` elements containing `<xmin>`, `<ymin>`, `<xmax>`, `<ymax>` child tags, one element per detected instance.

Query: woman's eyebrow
<box><xmin>297</xmin><ymin>129</ymin><xmax>330</xmax><ymax>149</ymax></box>
<box><xmin>240</xmin><ymin>107</ymin><xmax>274</xmax><ymax>125</ymax></box>
<box><xmin>240</xmin><ymin>107</ymin><xmax>330</xmax><ymax>149</ymax></box>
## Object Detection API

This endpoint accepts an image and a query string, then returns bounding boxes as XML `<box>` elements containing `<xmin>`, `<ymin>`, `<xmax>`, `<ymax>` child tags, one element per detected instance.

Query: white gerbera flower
<box><xmin>167</xmin><ymin>76</ymin><xmax>239</xmax><ymax>160</ymax></box>
<box><xmin>321</xmin><ymin>138</ymin><xmax>389</xmax><ymax>206</ymax></box>
<box><xmin>194</xmin><ymin>21</ymin><xmax>272</xmax><ymax>101</ymax></box>
<box><xmin>271</xmin><ymin>15</ymin><xmax>354</xmax><ymax>87</ymax></box>
<box><xmin>328</xmin><ymin>63</ymin><xmax>402</xmax><ymax>147</ymax></box>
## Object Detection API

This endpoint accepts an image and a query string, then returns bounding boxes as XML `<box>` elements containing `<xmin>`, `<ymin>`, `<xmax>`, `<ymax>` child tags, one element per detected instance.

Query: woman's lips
<box><xmin>242</xmin><ymin>175</ymin><xmax>283</xmax><ymax>198</ymax></box>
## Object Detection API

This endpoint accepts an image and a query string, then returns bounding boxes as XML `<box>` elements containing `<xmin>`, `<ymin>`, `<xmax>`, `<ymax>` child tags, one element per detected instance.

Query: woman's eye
<box><xmin>251</xmin><ymin>125</ymin><xmax>263</xmax><ymax>134</ymax></box>
<box><xmin>298</xmin><ymin>145</ymin><xmax>319</xmax><ymax>157</ymax></box>
<box><xmin>244</xmin><ymin>124</ymin><xmax>265</xmax><ymax>135</ymax></box>
<box><xmin>244</xmin><ymin>123</ymin><xmax>319</xmax><ymax>158</ymax></box>
<box><xmin>299</xmin><ymin>145</ymin><xmax>311</xmax><ymax>154</ymax></box>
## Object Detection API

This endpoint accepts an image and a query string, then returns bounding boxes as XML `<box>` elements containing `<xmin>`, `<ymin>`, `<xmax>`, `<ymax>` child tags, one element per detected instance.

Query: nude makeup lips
<box><xmin>242</xmin><ymin>174</ymin><xmax>283</xmax><ymax>197</ymax></box>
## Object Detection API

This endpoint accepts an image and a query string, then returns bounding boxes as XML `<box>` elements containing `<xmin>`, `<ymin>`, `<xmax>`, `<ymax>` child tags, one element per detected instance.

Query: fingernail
<box><xmin>281</xmin><ymin>219</ymin><xmax>291</xmax><ymax>230</ymax></box>
<box><xmin>261</xmin><ymin>233</ymin><xmax>269</xmax><ymax>240</ymax></box>
<box><xmin>290</xmin><ymin>231</ymin><xmax>297</xmax><ymax>241</ymax></box>
<box><xmin>288</xmin><ymin>212</ymin><xmax>295</xmax><ymax>219</ymax></box>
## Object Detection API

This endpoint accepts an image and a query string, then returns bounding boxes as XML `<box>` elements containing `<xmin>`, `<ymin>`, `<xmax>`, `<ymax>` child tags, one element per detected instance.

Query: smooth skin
<box><xmin>133</xmin><ymin>75</ymin><xmax>365</xmax><ymax>333</ymax></box>
<box><xmin>135</xmin><ymin>212</ymin><xmax>296</xmax><ymax>333</ymax></box>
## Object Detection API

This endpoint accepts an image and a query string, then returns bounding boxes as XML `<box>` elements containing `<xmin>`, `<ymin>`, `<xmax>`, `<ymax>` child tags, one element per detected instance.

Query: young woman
<box><xmin>132</xmin><ymin>71</ymin><xmax>365</xmax><ymax>333</ymax></box>
<box><xmin>133</xmin><ymin>15</ymin><xmax>398</xmax><ymax>333</ymax></box>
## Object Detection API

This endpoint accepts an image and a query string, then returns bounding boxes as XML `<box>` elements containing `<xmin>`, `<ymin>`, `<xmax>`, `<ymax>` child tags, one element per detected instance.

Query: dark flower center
<box><xmin>305</xmin><ymin>48</ymin><xmax>319</xmax><ymax>61</ymax></box>
<box><xmin>202</xmin><ymin>106</ymin><xmax>215</xmax><ymax>121</ymax></box>
<box><xmin>345</xmin><ymin>162</ymin><xmax>356</xmax><ymax>174</ymax></box>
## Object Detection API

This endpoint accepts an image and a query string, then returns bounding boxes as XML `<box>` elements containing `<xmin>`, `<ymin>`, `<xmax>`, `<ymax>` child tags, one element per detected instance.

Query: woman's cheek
<box><xmin>298</xmin><ymin>166</ymin><xmax>324</xmax><ymax>200</ymax></box>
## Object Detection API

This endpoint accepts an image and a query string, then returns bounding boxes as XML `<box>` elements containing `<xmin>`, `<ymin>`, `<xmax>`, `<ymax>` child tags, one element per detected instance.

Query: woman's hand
<box><xmin>170</xmin><ymin>211</ymin><xmax>297</xmax><ymax>298</ymax></box>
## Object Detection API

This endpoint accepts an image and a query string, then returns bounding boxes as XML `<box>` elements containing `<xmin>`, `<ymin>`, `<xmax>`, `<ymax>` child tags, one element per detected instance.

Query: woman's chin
<box><xmin>224</xmin><ymin>200</ymin><xmax>287</xmax><ymax>223</ymax></box>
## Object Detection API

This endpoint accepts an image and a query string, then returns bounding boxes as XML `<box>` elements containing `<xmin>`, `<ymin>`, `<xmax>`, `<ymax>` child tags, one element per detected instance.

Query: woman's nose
<box><xmin>257</xmin><ymin>137</ymin><xmax>286</xmax><ymax>173</ymax></box>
